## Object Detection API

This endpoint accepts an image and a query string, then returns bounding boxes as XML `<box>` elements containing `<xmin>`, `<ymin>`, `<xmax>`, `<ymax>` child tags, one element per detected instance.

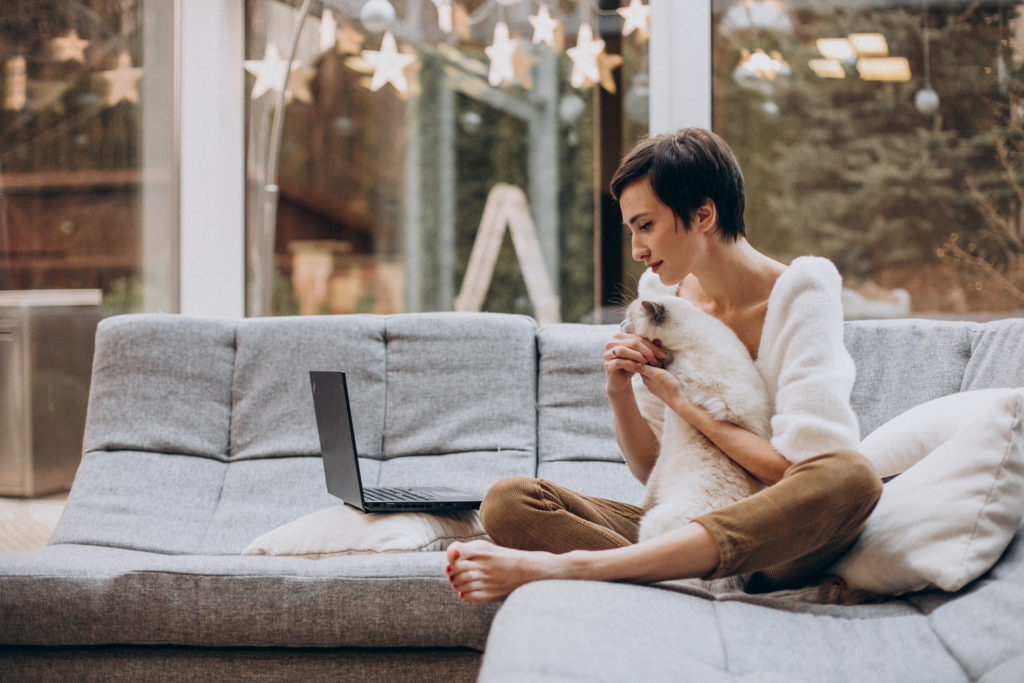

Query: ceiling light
<box><xmin>857</xmin><ymin>57</ymin><xmax>911</xmax><ymax>82</ymax></box>
<box><xmin>816</xmin><ymin>38</ymin><xmax>854</xmax><ymax>61</ymax></box>
<box><xmin>849</xmin><ymin>33</ymin><xmax>889</xmax><ymax>57</ymax></box>
<box><xmin>809</xmin><ymin>58</ymin><xmax>845</xmax><ymax>79</ymax></box>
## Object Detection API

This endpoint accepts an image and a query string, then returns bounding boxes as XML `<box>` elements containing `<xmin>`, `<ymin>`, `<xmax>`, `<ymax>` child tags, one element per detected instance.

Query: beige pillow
<box><xmin>241</xmin><ymin>505</ymin><xmax>487</xmax><ymax>558</ymax></box>
<box><xmin>832</xmin><ymin>388</ymin><xmax>1024</xmax><ymax>594</ymax></box>
<box><xmin>860</xmin><ymin>388</ymin><xmax>1021</xmax><ymax>478</ymax></box>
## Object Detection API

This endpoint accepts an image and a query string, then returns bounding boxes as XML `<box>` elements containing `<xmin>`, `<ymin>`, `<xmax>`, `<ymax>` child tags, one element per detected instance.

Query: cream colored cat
<box><xmin>623</xmin><ymin>271</ymin><xmax>772</xmax><ymax>593</ymax></box>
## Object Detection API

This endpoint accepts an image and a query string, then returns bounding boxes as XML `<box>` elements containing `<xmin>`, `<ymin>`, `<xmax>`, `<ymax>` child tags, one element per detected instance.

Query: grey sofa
<box><xmin>1</xmin><ymin>311</ymin><xmax>1023</xmax><ymax>682</ymax></box>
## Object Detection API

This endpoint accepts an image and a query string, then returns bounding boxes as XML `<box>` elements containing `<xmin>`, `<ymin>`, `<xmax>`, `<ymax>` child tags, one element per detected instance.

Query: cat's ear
<box><xmin>641</xmin><ymin>300</ymin><xmax>667</xmax><ymax>325</ymax></box>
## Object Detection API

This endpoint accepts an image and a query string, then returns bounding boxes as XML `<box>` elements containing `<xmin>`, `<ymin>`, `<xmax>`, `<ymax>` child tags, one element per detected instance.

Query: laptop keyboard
<box><xmin>363</xmin><ymin>487</ymin><xmax>434</xmax><ymax>503</ymax></box>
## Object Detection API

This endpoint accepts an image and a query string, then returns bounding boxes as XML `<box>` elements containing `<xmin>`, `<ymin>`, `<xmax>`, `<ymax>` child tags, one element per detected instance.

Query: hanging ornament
<box><xmin>567</xmin><ymin>24</ymin><xmax>606</xmax><ymax>89</ymax></box>
<box><xmin>52</xmin><ymin>29</ymin><xmax>90</xmax><ymax>63</ymax></box>
<box><xmin>3</xmin><ymin>56</ymin><xmax>27</xmax><ymax>111</ymax></box>
<box><xmin>914</xmin><ymin>87</ymin><xmax>940</xmax><ymax>115</ymax></box>
<box><xmin>360</xmin><ymin>0</ymin><xmax>396</xmax><ymax>34</ymax></box>
<box><xmin>100</xmin><ymin>51</ymin><xmax>144</xmax><ymax>106</ymax></box>
<box><xmin>486</xmin><ymin>21</ymin><xmax>519</xmax><ymax>87</ymax></box>
<box><xmin>319</xmin><ymin>9</ymin><xmax>338</xmax><ymax>53</ymax></box>
<box><xmin>362</xmin><ymin>31</ymin><xmax>415</xmax><ymax>93</ymax></box>
<box><xmin>617</xmin><ymin>0</ymin><xmax>651</xmax><ymax>40</ymax></box>
<box><xmin>996</xmin><ymin>4</ymin><xmax>1010</xmax><ymax>95</ymax></box>
<box><xmin>997</xmin><ymin>53</ymin><xmax>1010</xmax><ymax>95</ymax></box>
<box><xmin>915</xmin><ymin>0</ymin><xmax>940</xmax><ymax>116</ymax></box>
<box><xmin>432</xmin><ymin>0</ymin><xmax>453</xmax><ymax>34</ymax></box>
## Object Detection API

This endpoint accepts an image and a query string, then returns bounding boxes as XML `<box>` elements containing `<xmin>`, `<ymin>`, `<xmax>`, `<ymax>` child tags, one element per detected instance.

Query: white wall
<box><xmin>177</xmin><ymin>0</ymin><xmax>245</xmax><ymax>318</ymax></box>
<box><xmin>650</xmin><ymin>0</ymin><xmax>712</xmax><ymax>133</ymax></box>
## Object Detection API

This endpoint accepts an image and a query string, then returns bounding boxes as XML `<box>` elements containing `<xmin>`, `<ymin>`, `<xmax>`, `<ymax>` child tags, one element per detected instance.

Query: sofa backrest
<box><xmin>58</xmin><ymin>312</ymin><xmax>539</xmax><ymax>554</ymax></box>
<box><xmin>532</xmin><ymin>317</ymin><xmax>1024</xmax><ymax>504</ymax></box>
<box><xmin>55</xmin><ymin>312</ymin><xmax>1024</xmax><ymax>555</ymax></box>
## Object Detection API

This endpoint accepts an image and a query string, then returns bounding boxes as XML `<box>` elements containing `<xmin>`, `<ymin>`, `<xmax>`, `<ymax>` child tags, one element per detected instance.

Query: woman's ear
<box><xmin>694</xmin><ymin>198</ymin><xmax>717</xmax><ymax>234</ymax></box>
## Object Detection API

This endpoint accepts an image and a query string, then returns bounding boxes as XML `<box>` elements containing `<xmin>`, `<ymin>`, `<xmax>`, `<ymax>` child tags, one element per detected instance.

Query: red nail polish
<box><xmin>459</xmin><ymin>592</ymin><xmax>464</xmax><ymax>599</ymax></box>
<box><xmin>446</xmin><ymin>565</ymin><xmax>451</xmax><ymax>573</ymax></box>
<box><xmin>453</xmin><ymin>550</ymin><xmax>460</xmax><ymax>560</ymax></box>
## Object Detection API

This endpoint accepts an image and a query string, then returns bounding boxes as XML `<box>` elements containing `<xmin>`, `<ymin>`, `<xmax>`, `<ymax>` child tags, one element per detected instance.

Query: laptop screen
<box><xmin>309</xmin><ymin>371</ymin><xmax>365</xmax><ymax>508</ymax></box>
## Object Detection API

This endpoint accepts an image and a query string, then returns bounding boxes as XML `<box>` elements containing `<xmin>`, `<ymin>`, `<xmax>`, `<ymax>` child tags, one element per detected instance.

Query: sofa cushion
<box><xmin>479</xmin><ymin>581</ymin><xmax>967</xmax><ymax>682</ymax></box>
<box><xmin>83</xmin><ymin>314</ymin><xmax>236</xmax><ymax>459</ymax></box>
<box><xmin>231</xmin><ymin>315</ymin><xmax>387</xmax><ymax>460</ymax></box>
<box><xmin>844</xmin><ymin>319</ymin><xmax>974</xmax><ymax>437</ymax></box>
<box><xmin>963</xmin><ymin>318</ymin><xmax>1024</xmax><ymax>391</ymax></box>
<box><xmin>832</xmin><ymin>389</ymin><xmax>1024</xmax><ymax>594</ymax></box>
<box><xmin>50</xmin><ymin>451</ymin><xmax>229</xmax><ymax>554</ymax></box>
<box><xmin>0</xmin><ymin>545</ymin><xmax>497</xmax><ymax>650</ymax></box>
<box><xmin>381</xmin><ymin>313</ymin><xmax>537</xmax><ymax>459</ymax></box>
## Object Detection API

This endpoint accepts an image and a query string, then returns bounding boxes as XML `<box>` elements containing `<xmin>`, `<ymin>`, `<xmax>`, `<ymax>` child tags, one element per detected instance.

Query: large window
<box><xmin>244</xmin><ymin>0</ymin><xmax>650</xmax><ymax>323</ymax></box>
<box><xmin>714</xmin><ymin>0</ymin><xmax>1024</xmax><ymax>318</ymax></box>
<box><xmin>0</xmin><ymin>1</ymin><xmax>177</xmax><ymax>315</ymax></box>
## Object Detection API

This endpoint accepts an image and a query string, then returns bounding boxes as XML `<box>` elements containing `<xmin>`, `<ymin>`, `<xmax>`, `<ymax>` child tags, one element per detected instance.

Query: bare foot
<box><xmin>445</xmin><ymin>540</ymin><xmax>560</xmax><ymax>606</ymax></box>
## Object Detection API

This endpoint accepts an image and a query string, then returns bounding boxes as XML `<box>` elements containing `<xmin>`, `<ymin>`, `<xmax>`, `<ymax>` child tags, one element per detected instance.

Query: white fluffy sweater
<box><xmin>632</xmin><ymin>256</ymin><xmax>861</xmax><ymax>464</ymax></box>
<box><xmin>755</xmin><ymin>256</ymin><xmax>860</xmax><ymax>463</ymax></box>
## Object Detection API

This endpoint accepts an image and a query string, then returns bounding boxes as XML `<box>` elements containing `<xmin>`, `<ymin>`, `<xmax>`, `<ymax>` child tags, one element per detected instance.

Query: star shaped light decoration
<box><xmin>3</xmin><ymin>56</ymin><xmax>27</xmax><ymax>111</ymax></box>
<box><xmin>336</xmin><ymin>23</ymin><xmax>365</xmax><ymax>55</ymax></box>
<box><xmin>319</xmin><ymin>9</ymin><xmax>337</xmax><ymax>52</ymax></box>
<box><xmin>567</xmin><ymin>24</ymin><xmax>605</xmax><ymax>89</ymax></box>
<box><xmin>617</xmin><ymin>0</ymin><xmax>651</xmax><ymax>39</ymax></box>
<box><xmin>100</xmin><ymin>51</ymin><xmax>144</xmax><ymax>105</ymax></box>
<box><xmin>485</xmin><ymin>21</ymin><xmax>519</xmax><ymax>87</ymax></box>
<box><xmin>244</xmin><ymin>44</ymin><xmax>317</xmax><ymax>104</ymax></box>
<box><xmin>597</xmin><ymin>52</ymin><xmax>623</xmax><ymax>93</ymax></box>
<box><xmin>52</xmin><ymin>29</ymin><xmax>90</xmax><ymax>63</ymax></box>
<box><xmin>529</xmin><ymin>5</ymin><xmax>561</xmax><ymax>48</ymax></box>
<box><xmin>361</xmin><ymin>31</ymin><xmax>416</xmax><ymax>93</ymax></box>
<box><xmin>244</xmin><ymin>44</ymin><xmax>289</xmax><ymax>99</ymax></box>
<box><xmin>435</xmin><ymin>0</ymin><xmax>453</xmax><ymax>34</ymax></box>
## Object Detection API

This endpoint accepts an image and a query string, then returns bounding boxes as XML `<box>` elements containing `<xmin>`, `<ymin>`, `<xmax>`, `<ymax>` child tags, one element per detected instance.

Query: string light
<box><xmin>100</xmin><ymin>51</ymin><xmax>144</xmax><ymax>105</ymax></box>
<box><xmin>51</xmin><ymin>29</ymin><xmax>90</xmax><ymax>63</ymax></box>
<box><xmin>362</xmin><ymin>30</ymin><xmax>416</xmax><ymax>92</ymax></box>
<box><xmin>528</xmin><ymin>5</ymin><xmax>560</xmax><ymax>47</ymax></box>
<box><xmin>567</xmin><ymin>23</ymin><xmax>606</xmax><ymax>89</ymax></box>
<box><xmin>486</xmin><ymin>21</ymin><xmax>519</xmax><ymax>86</ymax></box>
<box><xmin>319</xmin><ymin>9</ymin><xmax>338</xmax><ymax>52</ymax></box>
<box><xmin>617</xmin><ymin>0</ymin><xmax>651</xmax><ymax>39</ymax></box>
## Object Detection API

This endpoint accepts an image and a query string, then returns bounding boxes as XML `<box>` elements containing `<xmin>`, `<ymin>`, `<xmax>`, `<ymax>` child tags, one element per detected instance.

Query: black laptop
<box><xmin>309</xmin><ymin>370</ymin><xmax>482</xmax><ymax>513</ymax></box>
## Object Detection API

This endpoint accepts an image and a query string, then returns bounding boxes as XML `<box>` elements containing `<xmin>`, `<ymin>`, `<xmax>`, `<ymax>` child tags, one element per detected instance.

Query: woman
<box><xmin>446</xmin><ymin>128</ymin><xmax>882</xmax><ymax>605</ymax></box>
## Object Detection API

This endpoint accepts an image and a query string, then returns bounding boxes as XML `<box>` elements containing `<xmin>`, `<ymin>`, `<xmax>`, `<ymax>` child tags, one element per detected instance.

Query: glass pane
<box><xmin>244</xmin><ymin>0</ymin><xmax>648</xmax><ymax>323</ymax></box>
<box><xmin>713</xmin><ymin>0</ymin><xmax>1024</xmax><ymax>319</ymax></box>
<box><xmin>0</xmin><ymin>1</ymin><xmax>178</xmax><ymax>315</ymax></box>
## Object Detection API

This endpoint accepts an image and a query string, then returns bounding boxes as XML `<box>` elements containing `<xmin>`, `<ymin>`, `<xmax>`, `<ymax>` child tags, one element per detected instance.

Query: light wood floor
<box><xmin>0</xmin><ymin>493</ymin><xmax>67</xmax><ymax>552</ymax></box>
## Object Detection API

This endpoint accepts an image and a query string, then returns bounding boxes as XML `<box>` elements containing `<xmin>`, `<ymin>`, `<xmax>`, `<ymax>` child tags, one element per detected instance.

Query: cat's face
<box><xmin>622</xmin><ymin>295</ymin><xmax>701</xmax><ymax>349</ymax></box>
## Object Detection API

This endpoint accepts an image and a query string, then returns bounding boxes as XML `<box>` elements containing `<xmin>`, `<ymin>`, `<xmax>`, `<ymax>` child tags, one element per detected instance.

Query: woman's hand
<box><xmin>604</xmin><ymin>332</ymin><xmax>667</xmax><ymax>395</ymax></box>
<box><xmin>637</xmin><ymin>364</ymin><xmax>687</xmax><ymax>410</ymax></box>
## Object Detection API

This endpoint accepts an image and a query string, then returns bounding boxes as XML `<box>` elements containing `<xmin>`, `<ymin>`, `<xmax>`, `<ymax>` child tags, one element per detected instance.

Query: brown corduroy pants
<box><xmin>479</xmin><ymin>449</ymin><xmax>882</xmax><ymax>591</ymax></box>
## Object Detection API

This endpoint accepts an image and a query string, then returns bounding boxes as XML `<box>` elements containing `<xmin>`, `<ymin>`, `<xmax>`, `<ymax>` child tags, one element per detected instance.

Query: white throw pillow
<box><xmin>241</xmin><ymin>505</ymin><xmax>487</xmax><ymax>558</ymax></box>
<box><xmin>860</xmin><ymin>388</ymin><xmax>1020</xmax><ymax>478</ymax></box>
<box><xmin>832</xmin><ymin>388</ymin><xmax>1024</xmax><ymax>594</ymax></box>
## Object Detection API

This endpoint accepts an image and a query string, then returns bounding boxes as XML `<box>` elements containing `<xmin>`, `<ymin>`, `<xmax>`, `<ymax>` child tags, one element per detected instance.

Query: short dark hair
<box><xmin>610</xmin><ymin>128</ymin><xmax>746</xmax><ymax>242</ymax></box>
